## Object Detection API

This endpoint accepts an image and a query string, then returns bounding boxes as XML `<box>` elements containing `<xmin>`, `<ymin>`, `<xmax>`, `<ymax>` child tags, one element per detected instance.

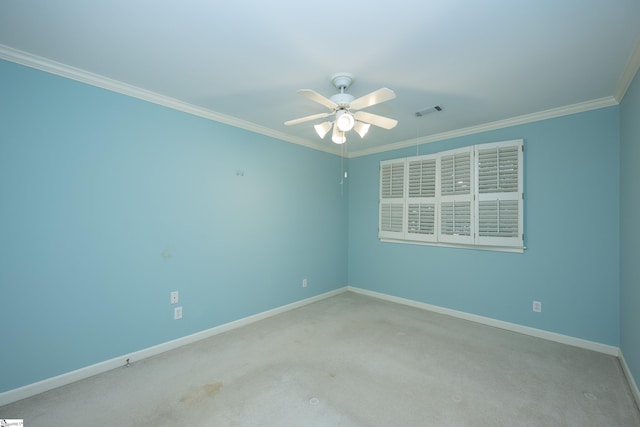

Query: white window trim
<box><xmin>379</xmin><ymin>139</ymin><xmax>524</xmax><ymax>253</ymax></box>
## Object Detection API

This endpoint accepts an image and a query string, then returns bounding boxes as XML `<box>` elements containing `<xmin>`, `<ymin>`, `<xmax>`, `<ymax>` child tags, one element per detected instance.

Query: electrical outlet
<box><xmin>170</xmin><ymin>291</ymin><xmax>179</xmax><ymax>304</ymax></box>
<box><xmin>302</xmin><ymin>278</ymin><xmax>308</xmax><ymax>288</ymax></box>
<box><xmin>174</xmin><ymin>306</ymin><xmax>183</xmax><ymax>320</ymax></box>
<box><xmin>533</xmin><ymin>300</ymin><xmax>542</xmax><ymax>313</ymax></box>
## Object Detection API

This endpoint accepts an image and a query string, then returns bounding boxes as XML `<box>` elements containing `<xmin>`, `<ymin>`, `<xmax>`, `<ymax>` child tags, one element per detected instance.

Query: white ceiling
<box><xmin>1</xmin><ymin>0</ymin><xmax>639</xmax><ymax>157</ymax></box>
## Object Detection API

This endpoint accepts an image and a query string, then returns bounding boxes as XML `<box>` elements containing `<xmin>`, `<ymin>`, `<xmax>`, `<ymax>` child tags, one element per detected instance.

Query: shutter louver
<box><xmin>441</xmin><ymin>201</ymin><xmax>471</xmax><ymax>236</ymax></box>
<box><xmin>441</xmin><ymin>152</ymin><xmax>471</xmax><ymax>195</ymax></box>
<box><xmin>476</xmin><ymin>140</ymin><xmax>523</xmax><ymax>249</ymax></box>
<box><xmin>381</xmin><ymin>162</ymin><xmax>404</xmax><ymax>198</ymax></box>
<box><xmin>439</xmin><ymin>148</ymin><xmax>474</xmax><ymax>244</ymax></box>
<box><xmin>478</xmin><ymin>200</ymin><xmax>519</xmax><ymax>237</ymax></box>
<box><xmin>381</xmin><ymin>203</ymin><xmax>404</xmax><ymax>233</ymax></box>
<box><xmin>379</xmin><ymin>160</ymin><xmax>406</xmax><ymax>239</ymax></box>
<box><xmin>408</xmin><ymin>203</ymin><xmax>436</xmax><ymax>235</ymax></box>
<box><xmin>409</xmin><ymin>159</ymin><xmax>436</xmax><ymax>197</ymax></box>
<box><xmin>478</xmin><ymin>146</ymin><xmax>519</xmax><ymax>193</ymax></box>
<box><xmin>406</xmin><ymin>156</ymin><xmax>437</xmax><ymax>242</ymax></box>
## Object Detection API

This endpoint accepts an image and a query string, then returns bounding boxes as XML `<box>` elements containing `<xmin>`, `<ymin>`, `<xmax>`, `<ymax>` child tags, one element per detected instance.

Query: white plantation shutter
<box><xmin>440</xmin><ymin>201</ymin><xmax>472</xmax><ymax>235</ymax></box>
<box><xmin>440</xmin><ymin>151</ymin><xmax>472</xmax><ymax>196</ymax></box>
<box><xmin>475</xmin><ymin>140</ymin><xmax>523</xmax><ymax>248</ymax></box>
<box><xmin>407</xmin><ymin>204</ymin><xmax>435</xmax><ymax>235</ymax></box>
<box><xmin>438</xmin><ymin>148</ymin><xmax>474</xmax><ymax>244</ymax></box>
<box><xmin>378</xmin><ymin>139</ymin><xmax>524</xmax><ymax>252</ymax></box>
<box><xmin>477</xmin><ymin>144</ymin><xmax>519</xmax><ymax>193</ymax></box>
<box><xmin>379</xmin><ymin>160</ymin><xmax>405</xmax><ymax>239</ymax></box>
<box><xmin>406</xmin><ymin>156</ymin><xmax>437</xmax><ymax>242</ymax></box>
<box><xmin>381</xmin><ymin>161</ymin><xmax>405</xmax><ymax>199</ymax></box>
<box><xmin>380</xmin><ymin>203</ymin><xmax>404</xmax><ymax>232</ymax></box>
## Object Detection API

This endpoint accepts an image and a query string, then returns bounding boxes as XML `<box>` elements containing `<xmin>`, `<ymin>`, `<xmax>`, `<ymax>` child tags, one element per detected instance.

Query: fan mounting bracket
<box><xmin>331</xmin><ymin>72</ymin><xmax>354</xmax><ymax>91</ymax></box>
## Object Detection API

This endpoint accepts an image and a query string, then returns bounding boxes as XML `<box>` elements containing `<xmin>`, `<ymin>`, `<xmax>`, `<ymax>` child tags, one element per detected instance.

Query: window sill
<box><xmin>379</xmin><ymin>238</ymin><xmax>525</xmax><ymax>254</ymax></box>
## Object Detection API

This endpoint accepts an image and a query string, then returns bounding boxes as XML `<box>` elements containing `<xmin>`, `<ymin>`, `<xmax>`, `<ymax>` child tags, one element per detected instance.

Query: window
<box><xmin>379</xmin><ymin>139</ymin><xmax>524</xmax><ymax>252</ymax></box>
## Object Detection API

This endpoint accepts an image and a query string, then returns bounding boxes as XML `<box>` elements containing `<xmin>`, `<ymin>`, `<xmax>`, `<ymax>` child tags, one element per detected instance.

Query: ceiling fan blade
<box><xmin>284</xmin><ymin>112</ymin><xmax>331</xmax><ymax>126</ymax></box>
<box><xmin>354</xmin><ymin>111</ymin><xmax>398</xmax><ymax>130</ymax></box>
<box><xmin>349</xmin><ymin>88</ymin><xmax>396</xmax><ymax>111</ymax></box>
<box><xmin>297</xmin><ymin>89</ymin><xmax>337</xmax><ymax>109</ymax></box>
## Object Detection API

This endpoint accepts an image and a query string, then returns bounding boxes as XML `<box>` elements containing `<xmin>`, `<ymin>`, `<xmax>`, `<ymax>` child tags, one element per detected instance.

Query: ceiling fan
<box><xmin>284</xmin><ymin>72</ymin><xmax>397</xmax><ymax>144</ymax></box>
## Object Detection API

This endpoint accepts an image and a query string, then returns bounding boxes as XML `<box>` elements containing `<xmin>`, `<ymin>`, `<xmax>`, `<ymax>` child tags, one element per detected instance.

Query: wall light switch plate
<box><xmin>170</xmin><ymin>291</ymin><xmax>179</xmax><ymax>304</ymax></box>
<box><xmin>174</xmin><ymin>306</ymin><xmax>183</xmax><ymax>320</ymax></box>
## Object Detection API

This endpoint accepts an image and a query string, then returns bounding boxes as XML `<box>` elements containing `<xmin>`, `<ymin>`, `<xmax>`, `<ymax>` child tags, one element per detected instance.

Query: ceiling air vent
<box><xmin>415</xmin><ymin>105</ymin><xmax>443</xmax><ymax>117</ymax></box>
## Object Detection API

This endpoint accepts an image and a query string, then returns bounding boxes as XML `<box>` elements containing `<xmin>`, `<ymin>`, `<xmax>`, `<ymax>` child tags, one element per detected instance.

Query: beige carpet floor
<box><xmin>1</xmin><ymin>291</ymin><xmax>639</xmax><ymax>426</ymax></box>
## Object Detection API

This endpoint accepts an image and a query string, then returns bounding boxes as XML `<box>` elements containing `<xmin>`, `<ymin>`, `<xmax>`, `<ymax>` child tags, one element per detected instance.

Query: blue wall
<box><xmin>0</xmin><ymin>59</ymin><xmax>348</xmax><ymax>393</ymax></box>
<box><xmin>0</xmin><ymin>55</ymin><xmax>633</xmax><ymax>396</ymax></box>
<box><xmin>348</xmin><ymin>108</ymin><xmax>620</xmax><ymax>346</ymax></box>
<box><xmin>620</xmin><ymin>68</ymin><xmax>640</xmax><ymax>388</ymax></box>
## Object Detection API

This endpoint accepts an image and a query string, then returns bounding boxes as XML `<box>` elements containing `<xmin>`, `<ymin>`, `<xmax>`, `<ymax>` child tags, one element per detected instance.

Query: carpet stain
<box><xmin>179</xmin><ymin>382</ymin><xmax>223</xmax><ymax>406</ymax></box>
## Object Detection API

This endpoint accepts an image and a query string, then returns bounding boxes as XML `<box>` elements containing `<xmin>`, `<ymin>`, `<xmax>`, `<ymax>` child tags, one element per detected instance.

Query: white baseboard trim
<box><xmin>347</xmin><ymin>286</ymin><xmax>620</xmax><ymax>356</ymax></box>
<box><xmin>620</xmin><ymin>350</ymin><xmax>640</xmax><ymax>410</ymax></box>
<box><xmin>3</xmin><ymin>286</ymin><xmax>631</xmax><ymax>407</ymax></box>
<box><xmin>0</xmin><ymin>287</ymin><xmax>348</xmax><ymax>407</ymax></box>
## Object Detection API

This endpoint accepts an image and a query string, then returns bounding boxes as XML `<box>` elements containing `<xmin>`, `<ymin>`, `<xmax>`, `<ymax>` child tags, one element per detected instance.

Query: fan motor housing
<box><xmin>330</xmin><ymin>93</ymin><xmax>355</xmax><ymax>107</ymax></box>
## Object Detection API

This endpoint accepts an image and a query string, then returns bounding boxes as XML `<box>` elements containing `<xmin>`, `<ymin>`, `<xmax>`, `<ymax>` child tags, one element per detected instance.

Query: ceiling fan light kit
<box><xmin>285</xmin><ymin>72</ymin><xmax>397</xmax><ymax>145</ymax></box>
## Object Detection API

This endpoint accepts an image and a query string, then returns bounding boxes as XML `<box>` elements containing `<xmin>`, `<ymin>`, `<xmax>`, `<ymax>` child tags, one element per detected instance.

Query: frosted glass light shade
<box><xmin>331</xmin><ymin>121</ymin><xmax>346</xmax><ymax>144</ymax></box>
<box><xmin>354</xmin><ymin>121</ymin><xmax>370</xmax><ymax>138</ymax></box>
<box><xmin>335</xmin><ymin>110</ymin><xmax>355</xmax><ymax>132</ymax></box>
<box><xmin>314</xmin><ymin>121</ymin><xmax>332</xmax><ymax>139</ymax></box>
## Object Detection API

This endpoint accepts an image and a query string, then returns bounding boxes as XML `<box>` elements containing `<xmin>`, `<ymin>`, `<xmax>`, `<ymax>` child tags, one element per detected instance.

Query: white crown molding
<box><xmin>0</xmin><ymin>44</ymin><xmax>340</xmax><ymax>157</ymax></box>
<box><xmin>0</xmin><ymin>44</ymin><xmax>623</xmax><ymax>160</ymax></box>
<box><xmin>615</xmin><ymin>35</ymin><xmax>640</xmax><ymax>103</ymax></box>
<box><xmin>348</xmin><ymin>96</ymin><xmax>619</xmax><ymax>158</ymax></box>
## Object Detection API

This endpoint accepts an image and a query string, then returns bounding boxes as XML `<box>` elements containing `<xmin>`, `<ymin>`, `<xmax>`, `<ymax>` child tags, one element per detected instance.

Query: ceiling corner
<box><xmin>614</xmin><ymin>35</ymin><xmax>640</xmax><ymax>103</ymax></box>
